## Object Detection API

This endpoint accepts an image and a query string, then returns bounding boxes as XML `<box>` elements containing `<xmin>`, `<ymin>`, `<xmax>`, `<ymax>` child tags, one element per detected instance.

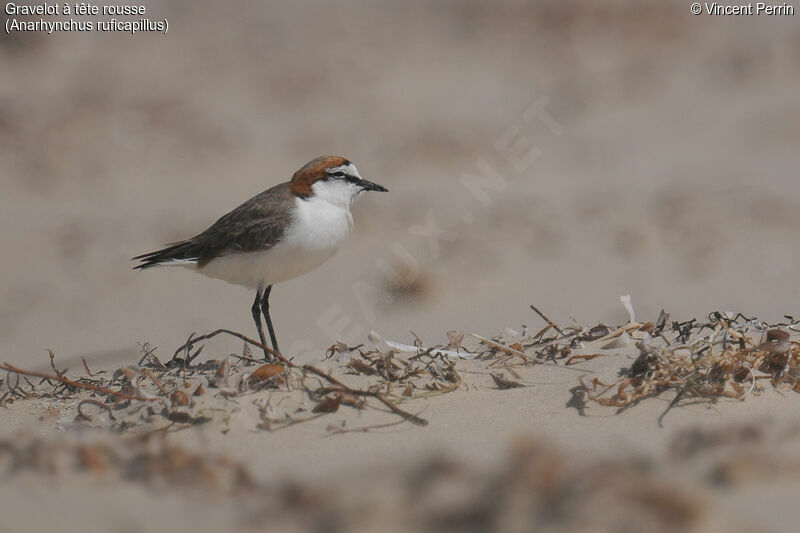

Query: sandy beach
<box><xmin>2</xmin><ymin>1</ymin><xmax>800</xmax><ymax>531</ymax></box>
<box><xmin>3</xmin><ymin>307</ymin><xmax>800</xmax><ymax>532</ymax></box>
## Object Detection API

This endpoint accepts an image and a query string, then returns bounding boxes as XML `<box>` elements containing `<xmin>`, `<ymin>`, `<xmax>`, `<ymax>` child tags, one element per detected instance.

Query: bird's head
<box><xmin>290</xmin><ymin>156</ymin><xmax>388</xmax><ymax>207</ymax></box>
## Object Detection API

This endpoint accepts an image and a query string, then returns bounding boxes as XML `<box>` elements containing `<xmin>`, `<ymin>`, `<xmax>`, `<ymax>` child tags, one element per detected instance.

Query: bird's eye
<box><xmin>329</xmin><ymin>171</ymin><xmax>346</xmax><ymax>178</ymax></box>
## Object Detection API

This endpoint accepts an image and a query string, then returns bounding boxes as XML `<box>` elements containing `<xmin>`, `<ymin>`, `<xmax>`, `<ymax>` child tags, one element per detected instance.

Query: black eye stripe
<box><xmin>325</xmin><ymin>171</ymin><xmax>360</xmax><ymax>183</ymax></box>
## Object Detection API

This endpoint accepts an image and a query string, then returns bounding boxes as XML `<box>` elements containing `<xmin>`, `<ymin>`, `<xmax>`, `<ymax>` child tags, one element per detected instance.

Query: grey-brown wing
<box><xmin>133</xmin><ymin>182</ymin><xmax>294</xmax><ymax>269</ymax></box>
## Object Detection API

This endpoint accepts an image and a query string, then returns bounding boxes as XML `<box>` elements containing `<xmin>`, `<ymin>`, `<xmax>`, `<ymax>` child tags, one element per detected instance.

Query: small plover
<box><xmin>133</xmin><ymin>156</ymin><xmax>388</xmax><ymax>359</ymax></box>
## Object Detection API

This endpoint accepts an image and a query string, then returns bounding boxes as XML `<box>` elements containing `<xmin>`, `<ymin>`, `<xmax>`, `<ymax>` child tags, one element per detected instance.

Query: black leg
<box><xmin>260</xmin><ymin>284</ymin><xmax>280</xmax><ymax>357</ymax></box>
<box><xmin>251</xmin><ymin>287</ymin><xmax>271</xmax><ymax>360</ymax></box>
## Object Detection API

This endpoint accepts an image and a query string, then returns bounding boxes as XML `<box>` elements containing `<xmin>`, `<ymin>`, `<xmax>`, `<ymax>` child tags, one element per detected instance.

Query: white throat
<box><xmin>288</xmin><ymin>193</ymin><xmax>354</xmax><ymax>251</ymax></box>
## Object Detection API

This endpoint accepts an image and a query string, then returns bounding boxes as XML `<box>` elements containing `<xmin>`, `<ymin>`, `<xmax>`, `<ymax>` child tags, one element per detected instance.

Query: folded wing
<box><xmin>133</xmin><ymin>182</ymin><xmax>293</xmax><ymax>269</ymax></box>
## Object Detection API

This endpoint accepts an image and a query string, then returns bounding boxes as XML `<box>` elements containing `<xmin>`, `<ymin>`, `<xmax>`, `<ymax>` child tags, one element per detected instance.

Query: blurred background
<box><xmin>2</xmin><ymin>0</ymin><xmax>799</xmax><ymax>367</ymax></box>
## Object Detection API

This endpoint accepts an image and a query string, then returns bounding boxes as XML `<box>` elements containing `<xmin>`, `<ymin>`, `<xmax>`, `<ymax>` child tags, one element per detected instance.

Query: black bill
<box><xmin>359</xmin><ymin>179</ymin><xmax>388</xmax><ymax>192</ymax></box>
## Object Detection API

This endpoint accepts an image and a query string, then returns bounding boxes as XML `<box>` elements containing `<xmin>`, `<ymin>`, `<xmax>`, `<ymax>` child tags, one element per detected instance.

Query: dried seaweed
<box><xmin>3</xmin><ymin>304</ymin><xmax>797</xmax><ymax>434</ymax></box>
<box><xmin>573</xmin><ymin>311</ymin><xmax>800</xmax><ymax>422</ymax></box>
<box><xmin>0</xmin><ymin>432</ymin><xmax>708</xmax><ymax>532</ymax></box>
<box><xmin>490</xmin><ymin>373</ymin><xmax>525</xmax><ymax>389</ymax></box>
<box><xmin>0</xmin><ymin>328</ymin><xmax>443</xmax><ymax>431</ymax></box>
<box><xmin>3</xmin><ymin>304</ymin><xmax>800</xmax><ymax>531</ymax></box>
<box><xmin>0</xmin><ymin>433</ymin><xmax>255</xmax><ymax>494</ymax></box>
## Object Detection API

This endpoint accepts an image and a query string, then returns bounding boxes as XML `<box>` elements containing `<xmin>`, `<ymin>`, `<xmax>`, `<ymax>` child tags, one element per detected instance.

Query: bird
<box><xmin>133</xmin><ymin>156</ymin><xmax>388</xmax><ymax>360</ymax></box>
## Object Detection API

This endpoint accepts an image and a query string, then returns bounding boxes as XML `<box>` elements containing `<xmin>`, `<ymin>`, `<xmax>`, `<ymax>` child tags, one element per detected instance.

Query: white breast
<box><xmin>196</xmin><ymin>195</ymin><xmax>353</xmax><ymax>290</ymax></box>
<box><xmin>287</xmin><ymin>193</ymin><xmax>354</xmax><ymax>251</ymax></box>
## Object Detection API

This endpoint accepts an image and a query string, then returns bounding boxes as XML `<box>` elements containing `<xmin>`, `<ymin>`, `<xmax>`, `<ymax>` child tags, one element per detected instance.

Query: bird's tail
<box><xmin>132</xmin><ymin>241</ymin><xmax>199</xmax><ymax>270</ymax></box>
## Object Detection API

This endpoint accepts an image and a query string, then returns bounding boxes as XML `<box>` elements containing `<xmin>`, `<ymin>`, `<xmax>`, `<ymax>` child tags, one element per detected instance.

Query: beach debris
<box><xmin>601</xmin><ymin>331</ymin><xmax>631</xmax><ymax>349</ymax></box>
<box><xmin>170</xmin><ymin>390</ymin><xmax>190</xmax><ymax>407</ymax></box>
<box><xmin>312</xmin><ymin>395</ymin><xmax>342</xmax><ymax>413</ymax></box>
<box><xmin>384</xmin><ymin>339</ymin><xmax>472</xmax><ymax>359</ymax></box>
<box><xmin>470</xmin><ymin>333</ymin><xmax>529</xmax><ymax>362</ymax></box>
<box><xmin>0</xmin><ymin>433</ymin><xmax>255</xmax><ymax>494</ymax></box>
<box><xmin>529</xmin><ymin>303</ymin><xmax>565</xmax><ymax>336</ymax></box>
<box><xmin>4</xmin><ymin>303</ymin><xmax>800</xmax><ymax>531</ymax></box>
<box><xmin>210</xmin><ymin>357</ymin><xmax>231</xmax><ymax>388</ymax></box>
<box><xmin>340</xmin><ymin>332</ymin><xmax>463</xmax><ymax>399</ymax></box>
<box><xmin>329</xmin><ymin>341</ymin><xmax>353</xmax><ymax>364</ymax></box>
<box><xmin>620</xmin><ymin>294</ymin><xmax>636</xmax><ymax>323</ymax></box>
<box><xmin>565</xmin><ymin>352</ymin><xmax>609</xmax><ymax>365</ymax></box>
<box><xmin>368</xmin><ymin>330</ymin><xmax>395</xmax><ymax>357</ymax></box>
<box><xmin>490</xmin><ymin>373</ymin><xmax>524</xmax><ymax>389</ymax></box>
<box><xmin>2</xmin><ymin>304</ymin><xmax>799</xmax><ymax>435</ymax></box>
<box><xmin>0</xmin><ymin>327</ymin><xmax>439</xmax><ymax>431</ymax></box>
<box><xmin>445</xmin><ymin>330</ymin><xmax>464</xmax><ymax>351</ymax></box>
<box><xmin>579</xmin><ymin>324</ymin><xmax>610</xmax><ymax>341</ymax></box>
<box><xmin>399</xmin><ymin>438</ymin><xmax>704</xmax><ymax>532</ymax></box>
<box><xmin>249</xmin><ymin>363</ymin><xmax>285</xmax><ymax>382</ymax></box>
<box><xmin>575</xmin><ymin>310</ymin><xmax>800</xmax><ymax>423</ymax></box>
<box><xmin>670</xmin><ymin>422</ymin><xmax>764</xmax><ymax>459</ymax></box>
<box><xmin>0</xmin><ymin>432</ymin><xmax>709</xmax><ymax>532</ymax></box>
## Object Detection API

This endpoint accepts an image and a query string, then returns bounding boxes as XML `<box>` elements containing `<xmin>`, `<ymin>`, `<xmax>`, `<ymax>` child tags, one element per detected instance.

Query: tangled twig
<box><xmin>172</xmin><ymin>328</ymin><xmax>429</xmax><ymax>426</ymax></box>
<box><xmin>0</xmin><ymin>363</ymin><xmax>156</xmax><ymax>402</ymax></box>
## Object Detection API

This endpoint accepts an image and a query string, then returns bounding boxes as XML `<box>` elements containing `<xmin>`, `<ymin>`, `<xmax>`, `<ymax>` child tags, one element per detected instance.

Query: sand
<box><xmin>2</xmin><ymin>0</ymin><xmax>800</xmax><ymax>531</ymax></box>
<box><xmin>3</xmin><ymin>313</ymin><xmax>800</xmax><ymax>531</ymax></box>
